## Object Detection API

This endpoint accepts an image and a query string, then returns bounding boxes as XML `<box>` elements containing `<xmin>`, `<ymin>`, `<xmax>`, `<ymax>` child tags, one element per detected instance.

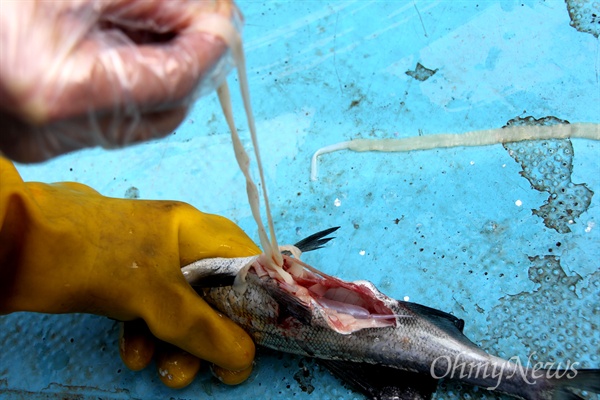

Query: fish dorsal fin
<box><xmin>401</xmin><ymin>301</ymin><xmax>465</xmax><ymax>333</ymax></box>
<box><xmin>397</xmin><ymin>301</ymin><xmax>476</xmax><ymax>356</ymax></box>
<box><xmin>292</xmin><ymin>227</ymin><xmax>340</xmax><ymax>253</ymax></box>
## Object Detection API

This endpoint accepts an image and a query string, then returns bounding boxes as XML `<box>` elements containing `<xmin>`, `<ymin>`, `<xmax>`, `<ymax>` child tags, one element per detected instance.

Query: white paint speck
<box><xmin>585</xmin><ymin>221</ymin><xmax>595</xmax><ymax>233</ymax></box>
<box><xmin>334</xmin><ymin>198</ymin><xmax>341</xmax><ymax>207</ymax></box>
<box><xmin>359</xmin><ymin>250</ymin><xmax>366</xmax><ymax>256</ymax></box>
<box><xmin>502</xmin><ymin>164</ymin><xmax>506</xmax><ymax>168</ymax></box>
<box><xmin>515</xmin><ymin>199</ymin><xmax>522</xmax><ymax>207</ymax></box>
<box><xmin>470</xmin><ymin>161</ymin><xmax>475</xmax><ymax>165</ymax></box>
<box><xmin>403</xmin><ymin>296</ymin><xmax>410</xmax><ymax>301</ymax></box>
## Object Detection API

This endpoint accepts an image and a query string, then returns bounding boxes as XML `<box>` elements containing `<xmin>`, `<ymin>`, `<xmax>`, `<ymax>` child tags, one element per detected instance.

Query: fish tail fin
<box><xmin>546</xmin><ymin>368</ymin><xmax>600</xmax><ymax>400</ymax></box>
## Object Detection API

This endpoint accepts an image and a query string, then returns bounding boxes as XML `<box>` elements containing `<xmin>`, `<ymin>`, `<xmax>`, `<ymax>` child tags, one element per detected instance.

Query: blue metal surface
<box><xmin>1</xmin><ymin>1</ymin><xmax>598</xmax><ymax>399</ymax></box>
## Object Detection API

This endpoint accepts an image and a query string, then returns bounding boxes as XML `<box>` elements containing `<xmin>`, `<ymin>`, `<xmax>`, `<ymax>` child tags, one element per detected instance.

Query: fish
<box><xmin>181</xmin><ymin>227</ymin><xmax>600</xmax><ymax>400</ymax></box>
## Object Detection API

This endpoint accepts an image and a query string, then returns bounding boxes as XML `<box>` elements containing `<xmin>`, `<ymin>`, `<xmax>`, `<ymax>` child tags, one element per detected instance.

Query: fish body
<box><xmin>182</xmin><ymin>229</ymin><xmax>599</xmax><ymax>400</ymax></box>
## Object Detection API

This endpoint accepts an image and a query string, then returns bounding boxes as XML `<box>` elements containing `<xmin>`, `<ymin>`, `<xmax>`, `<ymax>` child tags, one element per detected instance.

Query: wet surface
<box><xmin>504</xmin><ymin>116</ymin><xmax>594</xmax><ymax>233</ymax></box>
<box><xmin>2</xmin><ymin>1</ymin><xmax>598</xmax><ymax>399</ymax></box>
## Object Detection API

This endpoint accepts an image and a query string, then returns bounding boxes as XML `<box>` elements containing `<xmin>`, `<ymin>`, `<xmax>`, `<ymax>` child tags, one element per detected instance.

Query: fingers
<box><xmin>41</xmin><ymin>0</ymin><xmax>238</xmax><ymax>123</ymax></box>
<box><xmin>0</xmin><ymin>106</ymin><xmax>187</xmax><ymax>163</ymax></box>
<box><xmin>176</xmin><ymin>204</ymin><xmax>262</xmax><ymax>265</ymax></box>
<box><xmin>0</xmin><ymin>0</ymin><xmax>242</xmax><ymax>162</ymax></box>
<box><xmin>142</xmin><ymin>284</ymin><xmax>255</xmax><ymax>373</ymax></box>
<box><xmin>49</xmin><ymin>31</ymin><xmax>228</xmax><ymax>122</ymax></box>
<box><xmin>156</xmin><ymin>343</ymin><xmax>202</xmax><ymax>389</ymax></box>
<box><xmin>119</xmin><ymin>320</ymin><xmax>155</xmax><ymax>371</ymax></box>
<box><xmin>119</xmin><ymin>320</ymin><xmax>251</xmax><ymax>388</ymax></box>
<box><xmin>99</xmin><ymin>0</ymin><xmax>235</xmax><ymax>31</ymax></box>
<box><xmin>212</xmin><ymin>363</ymin><xmax>253</xmax><ymax>385</ymax></box>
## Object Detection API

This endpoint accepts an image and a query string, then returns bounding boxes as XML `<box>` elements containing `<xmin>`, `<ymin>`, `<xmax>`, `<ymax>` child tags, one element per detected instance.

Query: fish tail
<box><xmin>546</xmin><ymin>368</ymin><xmax>600</xmax><ymax>400</ymax></box>
<box><xmin>496</xmin><ymin>367</ymin><xmax>600</xmax><ymax>400</ymax></box>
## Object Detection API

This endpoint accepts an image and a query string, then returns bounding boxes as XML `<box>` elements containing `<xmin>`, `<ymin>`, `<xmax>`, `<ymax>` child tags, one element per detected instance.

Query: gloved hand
<box><xmin>0</xmin><ymin>0</ymin><xmax>241</xmax><ymax>163</ymax></box>
<box><xmin>0</xmin><ymin>157</ymin><xmax>260</xmax><ymax>387</ymax></box>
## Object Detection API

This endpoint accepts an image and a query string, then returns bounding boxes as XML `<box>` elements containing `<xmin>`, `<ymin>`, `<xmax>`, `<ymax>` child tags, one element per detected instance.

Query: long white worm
<box><xmin>310</xmin><ymin>123</ymin><xmax>600</xmax><ymax>181</ymax></box>
<box><xmin>201</xmin><ymin>13</ymin><xmax>284</xmax><ymax>271</ymax></box>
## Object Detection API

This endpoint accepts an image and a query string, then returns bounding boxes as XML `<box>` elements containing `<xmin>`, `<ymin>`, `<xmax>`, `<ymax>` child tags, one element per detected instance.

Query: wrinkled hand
<box><xmin>0</xmin><ymin>0</ymin><xmax>241</xmax><ymax>163</ymax></box>
<box><xmin>0</xmin><ymin>157</ymin><xmax>260</xmax><ymax>387</ymax></box>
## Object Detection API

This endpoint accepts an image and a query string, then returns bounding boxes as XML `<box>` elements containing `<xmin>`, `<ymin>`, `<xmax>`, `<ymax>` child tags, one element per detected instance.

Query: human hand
<box><xmin>0</xmin><ymin>0</ymin><xmax>241</xmax><ymax>163</ymax></box>
<box><xmin>0</xmin><ymin>157</ymin><xmax>260</xmax><ymax>387</ymax></box>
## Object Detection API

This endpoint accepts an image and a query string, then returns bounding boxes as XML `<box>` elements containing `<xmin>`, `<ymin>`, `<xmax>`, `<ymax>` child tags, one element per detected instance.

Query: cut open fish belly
<box><xmin>182</xmin><ymin>228</ymin><xmax>600</xmax><ymax>400</ymax></box>
<box><xmin>194</xmin><ymin>254</ymin><xmax>471</xmax><ymax>372</ymax></box>
<box><xmin>184</xmin><ymin>251</ymin><xmax>397</xmax><ymax>334</ymax></box>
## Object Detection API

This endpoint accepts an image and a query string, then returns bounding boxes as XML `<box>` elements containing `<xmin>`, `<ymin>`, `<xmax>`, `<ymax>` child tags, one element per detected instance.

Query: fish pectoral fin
<box><xmin>189</xmin><ymin>273</ymin><xmax>236</xmax><ymax>288</ymax></box>
<box><xmin>182</xmin><ymin>256</ymin><xmax>258</xmax><ymax>288</ymax></box>
<box><xmin>319</xmin><ymin>360</ymin><xmax>438</xmax><ymax>400</ymax></box>
<box><xmin>264</xmin><ymin>282</ymin><xmax>313</xmax><ymax>325</ymax></box>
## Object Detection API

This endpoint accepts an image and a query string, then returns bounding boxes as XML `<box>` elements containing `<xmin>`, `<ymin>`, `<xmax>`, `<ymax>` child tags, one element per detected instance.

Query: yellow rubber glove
<box><xmin>0</xmin><ymin>156</ymin><xmax>260</xmax><ymax>387</ymax></box>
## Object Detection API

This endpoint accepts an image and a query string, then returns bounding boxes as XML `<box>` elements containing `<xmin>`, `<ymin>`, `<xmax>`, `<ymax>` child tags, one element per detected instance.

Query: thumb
<box><xmin>141</xmin><ymin>282</ymin><xmax>255</xmax><ymax>372</ymax></box>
